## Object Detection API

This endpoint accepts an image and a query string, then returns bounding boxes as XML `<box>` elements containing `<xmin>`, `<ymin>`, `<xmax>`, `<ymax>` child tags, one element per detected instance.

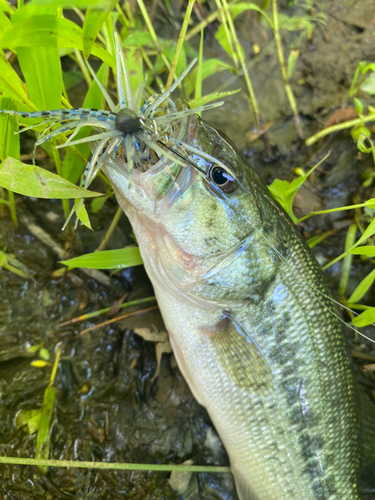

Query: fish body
<box><xmin>102</xmin><ymin>106</ymin><xmax>374</xmax><ymax>499</ymax></box>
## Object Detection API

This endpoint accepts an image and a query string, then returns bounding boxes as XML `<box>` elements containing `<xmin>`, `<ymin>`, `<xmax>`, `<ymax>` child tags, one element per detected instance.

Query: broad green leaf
<box><xmin>0</xmin><ymin>158</ymin><xmax>103</xmax><ymax>198</ymax></box>
<box><xmin>0</xmin><ymin>10</ymin><xmax>11</xmax><ymax>31</ymax></box>
<box><xmin>0</xmin><ymin>0</ymin><xmax>12</xmax><ymax>14</ymax></box>
<box><xmin>355</xmin><ymin>218</ymin><xmax>375</xmax><ymax>247</ymax></box>
<box><xmin>0</xmin><ymin>97</ymin><xmax>20</xmax><ymax>161</ymax></box>
<box><xmin>15</xmin><ymin>409</ymin><xmax>42</xmax><ymax>434</ymax></box>
<box><xmin>122</xmin><ymin>31</ymin><xmax>153</xmax><ymax>48</ymax></box>
<box><xmin>0</xmin><ymin>54</ymin><xmax>29</xmax><ymax>103</ymax></box>
<box><xmin>268</xmin><ymin>154</ymin><xmax>328</xmax><ymax>223</ymax></box>
<box><xmin>11</xmin><ymin>3</ymin><xmax>57</xmax><ymax>23</ymax></box>
<box><xmin>228</xmin><ymin>3</ymin><xmax>273</xmax><ymax>28</ymax></box>
<box><xmin>31</xmin><ymin>0</ymin><xmax>115</xmax><ymax>7</ymax></box>
<box><xmin>123</xmin><ymin>46</ymin><xmax>143</xmax><ymax>94</ymax></box>
<box><xmin>354</xmin><ymin>98</ymin><xmax>363</xmax><ymax>115</ymax></box>
<box><xmin>17</xmin><ymin>45</ymin><xmax>62</xmax><ymax>110</ymax></box>
<box><xmin>0</xmin><ymin>16</ymin><xmax>114</xmax><ymax>68</ymax></box>
<box><xmin>60</xmin><ymin>247</ymin><xmax>143</xmax><ymax>269</ymax></box>
<box><xmin>278</xmin><ymin>13</ymin><xmax>314</xmax><ymax>31</ymax></box>
<box><xmin>83</xmin><ymin>1</ymin><xmax>118</xmax><ymax>59</ymax></box>
<box><xmin>185</xmin><ymin>58</ymin><xmax>234</xmax><ymax>97</ymax></box>
<box><xmin>347</xmin><ymin>269</ymin><xmax>375</xmax><ymax>303</ymax></box>
<box><xmin>215</xmin><ymin>25</ymin><xmax>243</xmax><ymax>62</ymax></box>
<box><xmin>62</xmin><ymin>63</ymin><xmax>106</xmax><ymax>183</ymax></box>
<box><xmin>349</xmin><ymin>246</ymin><xmax>375</xmax><ymax>256</ymax></box>
<box><xmin>91</xmin><ymin>195</ymin><xmax>108</xmax><ymax>213</ymax></box>
<box><xmin>286</xmin><ymin>49</ymin><xmax>299</xmax><ymax>80</ymax></box>
<box><xmin>0</xmin><ymin>250</ymin><xmax>7</xmax><ymax>265</ymax></box>
<box><xmin>74</xmin><ymin>198</ymin><xmax>92</xmax><ymax>229</ymax></box>
<box><xmin>190</xmin><ymin>89</ymin><xmax>240</xmax><ymax>108</ymax></box>
<box><xmin>39</xmin><ymin>348</ymin><xmax>50</xmax><ymax>360</ymax></box>
<box><xmin>351</xmin><ymin>307</ymin><xmax>375</xmax><ymax>327</ymax></box>
<box><xmin>35</xmin><ymin>385</ymin><xmax>55</xmax><ymax>473</ymax></box>
<box><xmin>361</xmin><ymin>73</ymin><xmax>375</xmax><ymax>95</ymax></box>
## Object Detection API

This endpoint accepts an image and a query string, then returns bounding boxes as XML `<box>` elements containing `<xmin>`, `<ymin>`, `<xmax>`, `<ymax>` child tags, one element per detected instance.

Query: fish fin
<box><xmin>231</xmin><ymin>463</ymin><xmax>260</xmax><ymax>500</ymax></box>
<box><xmin>205</xmin><ymin>313</ymin><xmax>272</xmax><ymax>391</ymax></box>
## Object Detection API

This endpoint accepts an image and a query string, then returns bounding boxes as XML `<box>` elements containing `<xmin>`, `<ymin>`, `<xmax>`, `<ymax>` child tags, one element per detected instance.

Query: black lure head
<box><xmin>115</xmin><ymin>108</ymin><xmax>140</xmax><ymax>135</ymax></box>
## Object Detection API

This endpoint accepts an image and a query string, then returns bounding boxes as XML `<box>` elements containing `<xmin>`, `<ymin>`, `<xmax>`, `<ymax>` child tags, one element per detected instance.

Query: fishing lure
<box><xmin>0</xmin><ymin>33</ymin><xmax>222</xmax><ymax>192</ymax></box>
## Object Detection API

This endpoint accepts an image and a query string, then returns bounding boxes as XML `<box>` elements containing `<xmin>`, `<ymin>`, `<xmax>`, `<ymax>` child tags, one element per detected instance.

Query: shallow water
<box><xmin>1</xmin><ymin>0</ymin><xmax>375</xmax><ymax>498</ymax></box>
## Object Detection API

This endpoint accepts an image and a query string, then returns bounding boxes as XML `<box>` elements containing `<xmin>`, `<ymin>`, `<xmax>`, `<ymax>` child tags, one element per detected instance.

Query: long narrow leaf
<box><xmin>60</xmin><ymin>247</ymin><xmax>143</xmax><ymax>269</ymax></box>
<box><xmin>62</xmin><ymin>64</ymin><xmax>106</xmax><ymax>183</ymax></box>
<box><xmin>347</xmin><ymin>269</ymin><xmax>375</xmax><ymax>303</ymax></box>
<box><xmin>0</xmin><ymin>158</ymin><xmax>103</xmax><ymax>198</ymax></box>
<box><xmin>17</xmin><ymin>45</ymin><xmax>62</xmax><ymax>110</ymax></box>
<box><xmin>0</xmin><ymin>16</ymin><xmax>114</xmax><ymax>67</ymax></box>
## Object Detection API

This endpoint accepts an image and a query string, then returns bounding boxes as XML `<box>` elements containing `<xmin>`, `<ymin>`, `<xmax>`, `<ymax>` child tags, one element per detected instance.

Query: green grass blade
<box><xmin>338</xmin><ymin>224</ymin><xmax>357</xmax><ymax>296</ymax></box>
<box><xmin>0</xmin><ymin>16</ymin><xmax>115</xmax><ymax>67</ymax></box>
<box><xmin>62</xmin><ymin>63</ymin><xmax>106</xmax><ymax>183</ymax></box>
<box><xmin>351</xmin><ymin>307</ymin><xmax>375</xmax><ymax>328</ymax></box>
<box><xmin>60</xmin><ymin>247</ymin><xmax>143</xmax><ymax>269</ymax></box>
<box><xmin>348</xmin><ymin>269</ymin><xmax>375</xmax><ymax>304</ymax></box>
<box><xmin>0</xmin><ymin>456</ymin><xmax>231</xmax><ymax>473</ymax></box>
<box><xmin>0</xmin><ymin>158</ymin><xmax>103</xmax><ymax>198</ymax></box>
<box><xmin>17</xmin><ymin>45</ymin><xmax>62</xmax><ymax>110</ymax></box>
<box><xmin>349</xmin><ymin>246</ymin><xmax>375</xmax><ymax>256</ymax></box>
<box><xmin>82</xmin><ymin>1</ymin><xmax>118</xmax><ymax>59</ymax></box>
<box><xmin>31</xmin><ymin>0</ymin><xmax>116</xmax><ymax>7</ymax></box>
<box><xmin>35</xmin><ymin>345</ymin><xmax>61</xmax><ymax>474</ymax></box>
<box><xmin>0</xmin><ymin>51</ymin><xmax>35</xmax><ymax>106</ymax></box>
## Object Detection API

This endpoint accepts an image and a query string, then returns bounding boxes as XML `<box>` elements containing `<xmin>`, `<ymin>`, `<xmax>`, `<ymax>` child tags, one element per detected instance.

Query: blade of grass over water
<box><xmin>35</xmin><ymin>344</ymin><xmax>61</xmax><ymax>474</ymax></box>
<box><xmin>272</xmin><ymin>0</ymin><xmax>302</xmax><ymax>138</ymax></box>
<box><xmin>58</xmin><ymin>296</ymin><xmax>156</xmax><ymax>327</ymax></box>
<box><xmin>165</xmin><ymin>0</ymin><xmax>196</xmax><ymax>91</ymax></box>
<box><xmin>0</xmin><ymin>456</ymin><xmax>231</xmax><ymax>473</ymax></box>
<box><xmin>338</xmin><ymin>224</ymin><xmax>357</xmax><ymax>296</ymax></box>
<box><xmin>73</xmin><ymin>305</ymin><xmax>159</xmax><ymax>338</ymax></box>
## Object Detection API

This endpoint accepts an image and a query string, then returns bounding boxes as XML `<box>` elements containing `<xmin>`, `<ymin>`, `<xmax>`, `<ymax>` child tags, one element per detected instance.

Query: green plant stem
<box><xmin>0</xmin><ymin>456</ymin><xmax>231</xmax><ymax>473</ymax></box>
<box><xmin>50</xmin><ymin>141</ymin><xmax>70</xmax><ymax>224</ymax></box>
<box><xmin>222</xmin><ymin>0</ymin><xmax>260</xmax><ymax>127</ymax></box>
<box><xmin>214</xmin><ymin>0</ymin><xmax>238</xmax><ymax>67</ymax></box>
<box><xmin>296</xmin><ymin>201</ymin><xmax>375</xmax><ymax>223</ymax></box>
<box><xmin>74</xmin><ymin>49</ymin><xmax>92</xmax><ymax>88</ymax></box>
<box><xmin>338</xmin><ymin>224</ymin><xmax>357</xmax><ymax>296</ymax></box>
<box><xmin>7</xmin><ymin>189</ymin><xmax>17</xmax><ymax>228</ymax></box>
<box><xmin>136</xmin><ymin>0</ymin><xmax>171</xmax><ymax>73</ymax></box>
<box><xmin>165</xmin><ymin>0</ymin><xmax>196</xmax><ymax>91</ymax></box>
<box><xmin>306</xmin><ymin>113</ymin><xmax>375</xmax><ymax>146</ymax></box>
<box><xmin>96</xmin><ymin>206</ymin><xmax>123</xmax><ymax>252</ymax></box>
<box><xmin>272</xmin><ymin>0</ymin><xmax>302</xmax><ymax>138</ymax></box>
<box><xmin>58</xmin><ymin>296</ymin><xmax>156</xmax><ymax>326</ymax></box>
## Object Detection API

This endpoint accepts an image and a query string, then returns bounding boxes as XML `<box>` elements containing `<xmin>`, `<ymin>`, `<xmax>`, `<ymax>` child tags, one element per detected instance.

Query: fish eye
<box><xmin>208</xmin><ymin>165</ymin><xmax>237</xmax><ymax>193</ymax></box>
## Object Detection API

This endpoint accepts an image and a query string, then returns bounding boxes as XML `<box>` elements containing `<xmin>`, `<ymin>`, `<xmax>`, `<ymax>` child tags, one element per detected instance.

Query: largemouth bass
<box><xmin>104</xmin><ymin>100</ymin><xmax>374</xmax><ymax>499</ymax></box>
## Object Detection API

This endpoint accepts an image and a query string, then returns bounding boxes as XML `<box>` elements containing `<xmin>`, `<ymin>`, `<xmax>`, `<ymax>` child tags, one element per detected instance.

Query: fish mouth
<box><xmin>120</xmin><ymin>110</ymin><xmax>200</xmax><ymax>189</ymax></box>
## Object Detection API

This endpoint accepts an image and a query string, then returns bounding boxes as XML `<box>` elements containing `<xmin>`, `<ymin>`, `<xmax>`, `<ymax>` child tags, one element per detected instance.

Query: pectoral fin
<box><xmin>205</xmin><ymin>312</ymin><xmax>272</xmax><ymax>391</ymax></box>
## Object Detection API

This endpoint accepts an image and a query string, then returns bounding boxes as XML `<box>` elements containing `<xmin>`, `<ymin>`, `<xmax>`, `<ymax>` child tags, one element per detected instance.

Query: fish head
<box><xmin>102</xmin><ymin>100</ymin><xmax>281</xmax><ymax>302</ymax></box>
